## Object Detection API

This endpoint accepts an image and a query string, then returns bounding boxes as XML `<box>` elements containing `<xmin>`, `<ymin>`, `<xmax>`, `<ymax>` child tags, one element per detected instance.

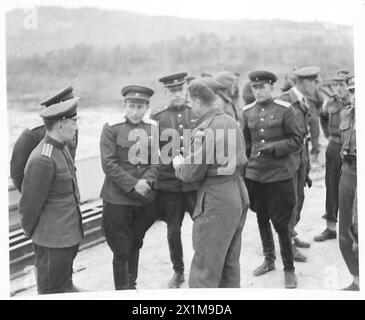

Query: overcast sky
<box><xmin>2</xmin><ymin>0</ymin><xmax>362</xmax><ymax>25</ymax></box>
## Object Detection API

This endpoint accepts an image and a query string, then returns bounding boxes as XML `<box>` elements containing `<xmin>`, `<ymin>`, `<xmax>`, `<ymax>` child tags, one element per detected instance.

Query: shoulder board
<box><xmin>142</xmin><ymin>118</ymin><xmax>158</xmax><ymax>126</ymax></box>
<box><xmin>273</xmin><ymin>99</ymin><xmax>291</xmax><ymax>108</ymax></box>
<box><xmin>41</xmin><ymin>143</ymin><xmax>54</xmax><ymax>158</ymax></box>
<box><xmin>107</xmin><ymin>115</ymin><xmax>126</xmax><ymax>127</ymax></box>
<box><xmin>152</xmin><ymin>105</ymin><xmax>169</xmax><ymax>116</ymax></box>
<box><xmin>29</xmin><ymin>123</ymin><xmax>44</xmax><ymax>131</ymax></box>
<box><xmin>242</xmin><ymin>101</ymin><xmax>257</xmax><ymax>111</ymax></box>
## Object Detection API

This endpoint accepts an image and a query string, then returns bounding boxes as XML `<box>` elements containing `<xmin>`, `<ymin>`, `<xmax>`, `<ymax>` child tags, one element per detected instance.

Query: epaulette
<box><xmin>29</xmin><ymin>123</ymin><xmax>44</xmax><ymax>131</ymax></box>
<box><xmin>107</xmin><ymin>115</ymin><xmax>127</xmax><ymax>127</ymax></box>
<box><xmin>152</xmin><ymin>105</ymin><xmax>169</xmax><ymax>116</ymax></box>
<box><xmin>273</xmin><ymin>99</ymin><xmax>291</xmax><ymax>108</ymax></box>
<box><xmin>41</xmin><ymin>143</ymin><xmax>54</xmax><ymax>158</ymax></box>
<box><xmin>143</xmin><ymin>118</ymin><xmax>158</xmax><ymax>126</ymax></box>
<box><xmin>242</xmin><ymin>101</ymin><xmax>257</xmax><ymax>111</ymax></box>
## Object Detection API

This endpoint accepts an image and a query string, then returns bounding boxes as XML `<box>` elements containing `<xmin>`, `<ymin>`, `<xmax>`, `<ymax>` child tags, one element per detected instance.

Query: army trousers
<box><xmin>33</xmin><ymin>243</ymin><xmax>79</xmax><ymax>295</ymax></box>
<box><xmin>289</xmin><ymin>161</ymin><xmax>307</xmax><ymax>237</ymax></box>
<box><xmin>156</xmin><ymin>190</ymin><xmax>196</xmax><ymax>273</ymax></box>
<box><xmin>323</xmin><ymin>141</ymin><xmax>342</xmax><ymax>223</ymax></box>
<box><xmin>246</xmin><ymin>178</ymin><xmax>296</xmax><ymax>272</ymax></box>
<box><xmin>102</xmin><ymin>201</ymin><xmax>156</xmax><ymax>289</ymax></box>
<box><xmin>339</xmin><ymin>163</ymin><xmax>359</xmax><ymax>277</ymax></box>
<box><xmin>189</xmin><ymin>176</ymin><xmax>249</xmax><ymax>288</ymax></box>
<box><xmin>309</xmin><ymin>109</ymin><xmax>320</xmax><ymax>155</ymax></box>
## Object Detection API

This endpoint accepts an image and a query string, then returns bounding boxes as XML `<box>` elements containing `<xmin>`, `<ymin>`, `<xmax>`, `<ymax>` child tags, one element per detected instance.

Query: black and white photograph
<box><xmin>0</xmin><ymin>0</ymin><xmax>364</xmax><ymax>301</ymax></box>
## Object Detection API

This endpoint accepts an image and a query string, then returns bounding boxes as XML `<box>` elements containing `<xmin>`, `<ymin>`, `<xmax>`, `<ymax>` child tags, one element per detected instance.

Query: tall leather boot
<box><xmin>254</xmin><ymin>217</ymin><xmax>276</xmax><ymax>276</ymax></box>
<box><xmin>128</xmin><ymin>251</ymin><xmax>139</xmax><ymax>290</ymax></box>
<box><xmin>112</xmin><ymin>259</ymin><xmax>129</xmax><ymax>290</ymax></box>
<box><xmin>278</xmin><ymin>230</ymin><xmax>297</xmax><ymax>289</ymax></box>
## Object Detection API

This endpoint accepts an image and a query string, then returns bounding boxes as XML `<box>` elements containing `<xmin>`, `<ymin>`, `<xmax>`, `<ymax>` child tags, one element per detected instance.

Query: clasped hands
<box><xmin>134</xmin><ymin>179</ymin><xmax>151</xmax><ymax>196</ymax></box>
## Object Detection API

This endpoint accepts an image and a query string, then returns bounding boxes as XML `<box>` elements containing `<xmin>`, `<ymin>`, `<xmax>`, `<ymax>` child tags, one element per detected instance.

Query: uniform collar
<box><xmin>168</xmin><ymin>102</ymin><xmax>188</xmax><ymax>111</ymax></box>
<box><xmin>195</xmin><ymin>106</ymin><xmax>223</xmax><ymax>127</ymax></box>
<box><xmin>257</xmin><ymin>98</ymin><xmax>274</xmax><ymax>107</ymax></box>
<box><xmin>45</xmin><ymin>135</ymin><xmax>66</xmax><ymax>149</ymax></box>
<box><xmin>125</xmin><ymin>116</ymin><xmax>144</xmax><ymax>127</ymax></box>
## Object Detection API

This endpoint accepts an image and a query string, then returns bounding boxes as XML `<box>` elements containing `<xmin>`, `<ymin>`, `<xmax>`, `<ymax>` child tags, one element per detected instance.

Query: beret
<box><xmin>158</xmin><ymin>72</ymin><xmax>188</xmax><ymax>88</ymax></box>
<box><xmin>294</xmin><ymin>66</ymin><xmax>320</xmax><ymax>79</ymax></box>
<box><xmin>214</xmin><ymin>71</ymin><xmax>238</xmax><ymax>90</ymax></box>
<box><xmin>121</xmin><ymin>85</ymin><xmax>154</xmax><ymax>102</ymax></box>
<box><xmin>248</xmin><ymin>70</ymin><xmax>278</xmax><ymax>85</ymax></box>
<box><xmin>39</xmin><ymin>97</ymin><xmax>79</xmax><ymax>120</ymax></box>
<box><xmin>40</xmin><ymin>85</ymin><xmax>74</xmax><ymax>107</ymax></box>
<box><xmin>196</xmin><ymin>77</ymin><xmax>225</xmax><ymax>94</ymax></box>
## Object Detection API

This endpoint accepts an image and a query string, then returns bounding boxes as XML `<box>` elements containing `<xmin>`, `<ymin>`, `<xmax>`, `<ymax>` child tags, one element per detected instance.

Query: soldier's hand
<box><xmin>172</xmin><ymin>155</ymin><xmax>184</xmax><ymax>169</ymax></box>
<box><xmin>134</xmin><ymin>179</ymin><xmax>151</xmax><ymax>196</ymax></box>
<box><xmin>257</xmin><ymin>144</ymin><xmax>274</xmax><ymax>156</ymax></box>
<box><xmin>306</xmin><ymin>176</ymin><xmax>312</xmax><ymax>188</ymax></box>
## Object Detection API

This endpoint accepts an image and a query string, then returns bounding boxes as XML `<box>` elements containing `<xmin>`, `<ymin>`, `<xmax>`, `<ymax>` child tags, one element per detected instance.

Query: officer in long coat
<box><xmin>242</xmin><ymin>70</ymin><xmax>302</xmax><ymax>289</ymax></box>
<box><xmin>10</xmin><ymin>86</ymin><xmax>77</xmax><ymax>192</ymax></box>
<box><xmin>19</xmin><ymin>97</ymin><xmax>83</xmax><ymax>294</ymax></box>
<box><xmin>338</xmin><ymin>75</ymin><xmax>359</xmax><ymax>291</ymax></box>
<box><xmin>151</xmin><ymin>72</ymin><xmax>198</xmax><ymax>288</ymax></box>
<box><xmin>314</xmin><ymin>70</ymin><xmax>350</xmax><ymax>242</ymax></box>
<box><xmin>173</xmin><ymin>80</ymin><xmax>249</xmax><ymax>288</ymax></box>
<box><xmin>100</xmin><ymin>85</ymin><xmax>158</xmax><ymax>290</ymax></box>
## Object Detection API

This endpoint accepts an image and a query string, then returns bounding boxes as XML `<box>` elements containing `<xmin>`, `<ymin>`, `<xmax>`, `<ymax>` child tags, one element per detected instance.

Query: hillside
<box><xmin>6</xmin><ymin>6</ymin><xmax>351</xmax><ymax>57</ymax></box>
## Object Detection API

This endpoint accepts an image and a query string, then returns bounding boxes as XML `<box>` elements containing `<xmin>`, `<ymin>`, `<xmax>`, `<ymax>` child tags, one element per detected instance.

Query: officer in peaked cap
<box><xmin>151</xmin><ymin>72</ymin><xmax>198</xmax><ymax>288</ymax></box>
<box><xmin>294</xmin><ymin>66</ymin><xmax>324</xmax><ymax>159</ymax></box>
<box><xmin>213</xmin><ymin>71</ymin><xmax>241</xmax><ymax>125</ymax></box>
<box><xmin>314</xmin><ymin>69</ymin><xmax>351</xmax><ymax>243</ymax></box>
<box><xmin>10</xmin><ymin>86</ymin><xmax>77</xmax><ymax>192</ymax></box>
<box><xmin>19</xmin><ymin>97</ymin><xmax>84</xmax><ymax>294</ymax></box>
<box><xmin>243</xmin><ymin>70</ymin><xmax>302</xmax><ymax>289</ymax></box>
<box><xmin>100</xmin><ymin>85</ymin><xmax>158</xmax><ymax>290</ymax></box>
<box><xmin>280</xmin><ymin>69</ymin><xmax>316</xmax><ymax>261</ymax></box>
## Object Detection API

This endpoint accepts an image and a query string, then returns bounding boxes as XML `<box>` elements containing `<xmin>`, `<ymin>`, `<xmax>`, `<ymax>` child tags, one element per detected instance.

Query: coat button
<box><xmin>260</xmin><ymin>118</ymin><xmax>264</xmax><ymax>122</ymax></box>
<box><xmin>179</xmin><ymin>124</ymin><xmax>183</xmax><ymax>129</ymax></box>
<box><xmin>261</xmin><ymin>139</ymin><xmax>265</xmax><ymax>143</ymax></box>
<box><xmin>261</xmin><ymin>108</ymin><xmax>265</xmax><ymax>112</ymax></box>
<box><xmin>178</xmin><ymin>114</ymin><xmax>182</xmax><ymax>117</ymax></box>
<box><xmin>260</xmin><ymin>128</ymin><xmax>264</xmax><ymax>132</ymax></box>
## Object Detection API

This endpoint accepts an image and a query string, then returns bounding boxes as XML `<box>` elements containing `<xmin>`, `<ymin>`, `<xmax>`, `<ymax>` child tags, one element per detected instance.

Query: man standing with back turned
<box><xmin>173</xmin><ymin>80</ymin><xmax>249</xmax><ymax>288</ymax></box>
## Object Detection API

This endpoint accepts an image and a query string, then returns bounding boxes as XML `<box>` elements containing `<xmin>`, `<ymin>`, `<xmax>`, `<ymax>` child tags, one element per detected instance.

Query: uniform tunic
<box><xmin>320</xmin><ymin>96</ymin><xmax>347</xmax><ymax>222</ymax></box>
<box><xmin>338</xmin><ymin>104</ymin><xmax>358</xmax><ymax>276</ymax></box>
<box><xmin>151</xmin><ymin>103</ymin><xmax>198</xmax><ymax>273</ymax></box>
<box><xmin>176</xmin><ymin>107</ymin><xmax>249</xmax><ymax>288</ymax></box>
<box><xmin>280</xmin><ymin>87</ymin><xmax>310</xmax><ymax>235</ymax></box>
<box><xmin>243</xmin><ymin>98</ymin><xmax>302</xmax><ymax>271</ymax></box>
<box><xmin>19</xmin><ymin>135</ymin><xmax>82</xmax><ymax>248</ymax></box>
<box><xmin>100</xmin><ymin>115</ymin><xmax>159</xmax><ymax>261</ymax></box>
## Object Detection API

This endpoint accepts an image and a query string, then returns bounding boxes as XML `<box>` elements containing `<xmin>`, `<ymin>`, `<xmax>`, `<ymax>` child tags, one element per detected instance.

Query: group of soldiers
<box><xmin>11</xmin><ymin>66</ymin><xmax>358</xmax><ymax>294</ymax></box>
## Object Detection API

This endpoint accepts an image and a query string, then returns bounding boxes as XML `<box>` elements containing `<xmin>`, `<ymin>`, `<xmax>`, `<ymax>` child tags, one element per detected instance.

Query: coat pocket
<box><xmin>192</xmin><ymin>187</ymin><xmax>207</xmax><ymax>220</ymax></box>
<box><xmin>52</xmin><ymin>171</ymin><xmax>73</xmax><ymax>194</ymax></box>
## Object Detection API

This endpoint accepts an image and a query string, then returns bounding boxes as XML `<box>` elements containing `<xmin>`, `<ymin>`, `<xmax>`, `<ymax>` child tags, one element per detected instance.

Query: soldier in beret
<box><xmin>100</xmin><ymin>85</ymin><xmax>158</xmax><ymax>290</ymax></box>
<box><xmin>242</xmin><ymin>70</ymin><xmax>302</xmax><ymax>289</ymax></box>
<box><xmin>173</xmin><ymin>80</ymin><xmax>249</xmax><ymax>288</ymax></box>
<box><xmin>151</xmin><ymin>72</ymin><xmax>198</xmax><ymax>288</ymax></box>
<box><xmin>338</xmin><ymin>75</ymin><xmax>359</xmax><ymax>291</ymax></box>
<box><xmin>19</xmin><ymin>97</ymin><xmax>84</xmax><ymax>294</ymax></box>
<box><xmin>314</xmin><ymin>70</ymin><xmax>351</xmax><ymax>242</ymax></box>
<box><xmin>213</xmin><ymin>71</ymin><xmax>242</xmax><ymax>126</ymax></box>
<box><xmin>10</xmin><ymin>86</ymin><xmax>77</xmax><ymax>192</ymax></box>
